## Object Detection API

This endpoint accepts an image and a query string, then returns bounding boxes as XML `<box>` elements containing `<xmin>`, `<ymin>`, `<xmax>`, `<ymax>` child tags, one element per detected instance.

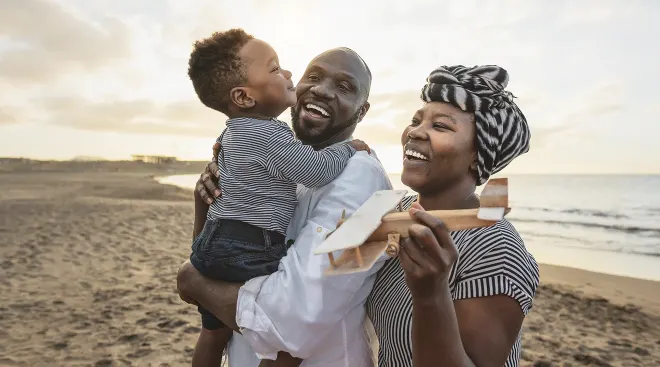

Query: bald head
<box><xmin>310</xmin><ymin>47</ymin><xmax>372</xmax><ymax>101</ymax></box>
<box><xmin>335</xmin><ymin>47</ymin><xmax>372</xmax><ymax>96</ymax></box>
<box><xmin>290</xmin><ymin>47</ymin><xmax>373</xmax><ymax>148</ymax></box>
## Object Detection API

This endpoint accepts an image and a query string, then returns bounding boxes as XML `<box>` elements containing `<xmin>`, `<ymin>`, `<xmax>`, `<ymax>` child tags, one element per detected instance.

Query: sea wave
<box><xmin>519</xmin><ymin>231</ymin><xmax>660</xmax><ymax>257</ymax></box>
<box><xmin>515</xmin><ymin>206</ymin><xmax>630</xmax><ymax>219</ymax></box>
<box><xmin>508</xmin><ymin>217</ymin><xmax>660</xmax><ymax>236</ymax></box>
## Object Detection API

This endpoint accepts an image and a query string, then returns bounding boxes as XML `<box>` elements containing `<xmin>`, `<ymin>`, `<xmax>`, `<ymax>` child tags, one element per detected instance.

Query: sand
<box><xmin>1</xmin><ymin>162</ymin><xmax>659</xmax><ymax>366</ymax></box>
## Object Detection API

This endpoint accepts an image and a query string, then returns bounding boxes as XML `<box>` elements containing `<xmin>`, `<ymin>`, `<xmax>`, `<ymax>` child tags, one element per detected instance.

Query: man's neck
<box><xmin>417</xmin><ymin>178</ymin><xmax>479</xmax><ymax>211</ymax></box>
<box><xmin>310</xmin><ymin>128</ymin><xmax>356</xmax><ymax>150</ymax></box>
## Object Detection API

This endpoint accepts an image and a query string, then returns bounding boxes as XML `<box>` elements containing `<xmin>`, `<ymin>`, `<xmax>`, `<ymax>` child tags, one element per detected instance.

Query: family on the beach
<box><xmin>175</xmin><ymin>28</ymin><xmax>540</xmax><ymax>367</ymax></box>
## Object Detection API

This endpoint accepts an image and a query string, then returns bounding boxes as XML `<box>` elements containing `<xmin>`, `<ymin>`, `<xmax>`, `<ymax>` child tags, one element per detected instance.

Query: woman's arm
<box><xmin>412</xmin><ymin>288</ymin><xmax>524</xmax><ymax>367</ymax></box>
<box><xmin>401</xmin><ymin>205</ymin><xmax>537</xmax><ymax>367</ymax></box>
<box><xmin>411</xmin><ymin>283</ymin><xmax>474</xmax><ymax>367</ymax></box>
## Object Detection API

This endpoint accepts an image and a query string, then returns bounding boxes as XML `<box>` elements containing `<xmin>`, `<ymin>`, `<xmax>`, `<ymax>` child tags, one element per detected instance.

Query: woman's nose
<box><xmin>407</xmin><ymin>124</ymin><xmax>429</xmax><ymax>140</ymax></box>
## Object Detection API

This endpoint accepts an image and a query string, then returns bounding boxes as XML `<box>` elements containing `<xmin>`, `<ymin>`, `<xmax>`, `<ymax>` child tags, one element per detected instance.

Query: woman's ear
<box><xmin>469</xmin><ymin>151</ymin><xmax>478</xmax><ymax>172</ymax></box>
<box><xmin>230</xmin><ymin>87</ymin><xmax>256</xmax><ymax>109</ymax></box>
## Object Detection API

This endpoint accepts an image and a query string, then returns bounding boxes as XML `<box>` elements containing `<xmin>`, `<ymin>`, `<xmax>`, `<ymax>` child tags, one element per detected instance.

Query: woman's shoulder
<box><xmin>455</xmin><ymin>217</ymin><xmax>526</xmax><ymax>252</ymax></box>
<box><xmin>453</xmin><ymin>219</ymin><xmax>536</xmax><ymax>272</ymax></box>
<box><xmin>452</xmin><ymin>219</ymin><xmax>540</xmax><ymax>313</ymax></box>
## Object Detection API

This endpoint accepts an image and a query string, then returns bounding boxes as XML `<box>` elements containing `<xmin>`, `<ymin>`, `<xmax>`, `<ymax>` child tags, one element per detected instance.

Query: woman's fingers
<box><xmin>410</xmin><ymin>208</ymin><xmax>454</xmax><ymax>250</ymax></box>
<box><xmin>398</xmin><ymin>237</ymin><xmax>422</xmax><ymax>272</ymax></box>
<box><xmin>407</xmin><ymin>222</ymin><xmax>444</xmax><ymax>265</ymax></box>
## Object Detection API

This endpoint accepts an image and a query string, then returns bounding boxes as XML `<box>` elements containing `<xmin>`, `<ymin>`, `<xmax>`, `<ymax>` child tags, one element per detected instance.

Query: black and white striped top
<box><xmin>366</xmin><ymin>195</ymin><xmax>540</xmax><ymax>367</ymax></box>
<box><xmin>207</xmin><ymin>117</ymin><xmax>356</xmax><ymax>235</ymax></box>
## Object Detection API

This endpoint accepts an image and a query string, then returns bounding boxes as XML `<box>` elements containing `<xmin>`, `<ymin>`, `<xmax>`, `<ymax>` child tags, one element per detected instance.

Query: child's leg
<box><xmin>192</xmin><ymin>327</ymin><xmax>232</xmax><ymax>367</ymax></box>
<box><xmin>192</xmin><ymin>306</ymin><xmax>232</xmax><ymax>367</ymax></box>
<box><xmin>258</xmin><ymin>352</ymin><xmax>303</xmax><ymax>367</ymax></box>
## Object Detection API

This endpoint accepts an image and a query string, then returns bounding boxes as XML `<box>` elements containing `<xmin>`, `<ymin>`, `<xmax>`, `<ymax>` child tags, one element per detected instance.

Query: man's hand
<box><xmin>194</xmin><ymin>142</ymin><xmax>222</xmax><ymax>205</ymax></box>
<box><xmin>348</xmin><ymin>139</ymin><xmax>371</xmax><ymax>154</ymax></box>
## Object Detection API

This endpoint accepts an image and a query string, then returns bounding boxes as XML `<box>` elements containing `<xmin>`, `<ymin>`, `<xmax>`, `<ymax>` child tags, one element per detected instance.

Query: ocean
<box><xmin>157</xmin><ymin>173</ymin><xmax>660</xmax><ymax>282</ymax></box>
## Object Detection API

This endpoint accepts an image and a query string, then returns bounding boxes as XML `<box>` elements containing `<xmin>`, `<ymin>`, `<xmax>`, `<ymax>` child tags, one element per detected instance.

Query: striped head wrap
<box><xmin>420</xmin><ymin>65</ymin><xmax>530</xmax><ymax>185</ymax></box>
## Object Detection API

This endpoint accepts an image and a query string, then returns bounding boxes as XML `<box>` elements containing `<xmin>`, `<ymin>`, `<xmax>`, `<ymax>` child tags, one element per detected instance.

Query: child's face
<box><xmin>238</xmin><ymin>39</ymin><xmax>297</xmax><ymax>116</ymax></box>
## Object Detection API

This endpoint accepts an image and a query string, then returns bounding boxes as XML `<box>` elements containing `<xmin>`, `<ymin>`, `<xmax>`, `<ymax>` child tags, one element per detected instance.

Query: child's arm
<box><xmin>266</xmin><ymin>125</ymin><xmax>370</xmax><ymax>188</ymax></box>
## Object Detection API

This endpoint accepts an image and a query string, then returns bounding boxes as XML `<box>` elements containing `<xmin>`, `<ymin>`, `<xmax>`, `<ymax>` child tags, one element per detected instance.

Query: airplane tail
<box><xmin>477</xmin><ymin>178</ymin><xmax>509</xmax><ymax>221</ymax></box>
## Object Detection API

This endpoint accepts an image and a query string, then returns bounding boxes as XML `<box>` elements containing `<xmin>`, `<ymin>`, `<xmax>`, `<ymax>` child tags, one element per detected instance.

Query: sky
<box><xmin>0</xmin><ymin>0</ymin><xmax>658</xmax><ymax>174</ymax></box>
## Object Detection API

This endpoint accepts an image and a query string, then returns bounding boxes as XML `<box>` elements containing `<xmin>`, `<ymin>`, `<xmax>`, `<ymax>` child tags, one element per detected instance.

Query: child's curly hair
<box><xmin>188</xmin><ymin>29</ymin><xmax>254</xmax><ymax>114</ymax></box>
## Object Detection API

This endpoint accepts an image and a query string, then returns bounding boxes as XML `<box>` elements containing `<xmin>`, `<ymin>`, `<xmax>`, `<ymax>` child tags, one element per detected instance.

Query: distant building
<box><xmin>131</xmin><ymin>155</ymin><xmax>177</xmax><ymax>164</ymax></box>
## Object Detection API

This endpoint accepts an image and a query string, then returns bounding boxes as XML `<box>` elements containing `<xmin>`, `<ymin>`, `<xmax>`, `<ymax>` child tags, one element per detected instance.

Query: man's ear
<box><xmin>229</xmin><ymin>87</ymin><xmax>256</xmax><ymax>109</ymax></box>
<box><xmin>357</xmin><ymin>102</ymin><xmax>371</xmax><ymax>122</ymax></box>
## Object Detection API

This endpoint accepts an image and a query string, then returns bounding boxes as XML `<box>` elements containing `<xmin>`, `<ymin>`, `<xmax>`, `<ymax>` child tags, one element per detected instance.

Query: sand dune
<box><xmin>0</xmin><ymin>167</ymin><xmax>658</xmax><ymax>366</ymax></box>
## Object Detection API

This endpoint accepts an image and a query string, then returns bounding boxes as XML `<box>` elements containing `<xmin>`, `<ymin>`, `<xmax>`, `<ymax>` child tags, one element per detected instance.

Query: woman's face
<box><xmin>400</xmin><ymin>101</ymin><xmax>477</xmax><ymax>194</ymax></box>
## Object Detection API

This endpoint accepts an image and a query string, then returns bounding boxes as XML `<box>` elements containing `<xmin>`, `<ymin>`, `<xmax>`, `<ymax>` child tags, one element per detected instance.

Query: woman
<box><xmin>365</xmin><ymin>65</ymin><xmax>539</xmax><ymax>367</ymax></box>
<box><xmin>187</xmin><ymin>64</ymin><xmax>539</xmax><ymax>367</ymax></box>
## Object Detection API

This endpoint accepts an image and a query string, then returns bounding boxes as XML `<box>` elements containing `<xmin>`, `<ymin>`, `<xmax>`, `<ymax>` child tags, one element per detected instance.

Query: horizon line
<box><xmin>1</xmin><ymin>157</ymin><xmax>657</xmax><ymax>176</ymax></box>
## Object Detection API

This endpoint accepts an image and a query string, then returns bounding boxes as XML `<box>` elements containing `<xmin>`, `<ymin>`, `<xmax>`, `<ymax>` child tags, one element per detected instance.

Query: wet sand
<box><xmin>0</xmin><ymin>164</ymin><xmax>658</xmax><ymax>366</ymax></box>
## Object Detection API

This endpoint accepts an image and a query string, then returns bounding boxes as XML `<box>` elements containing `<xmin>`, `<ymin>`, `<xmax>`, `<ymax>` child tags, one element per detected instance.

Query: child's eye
<box><xmin>271</xmin><ymin>66</ymin><xmax>280</xmax><ymax>73</ymax></box>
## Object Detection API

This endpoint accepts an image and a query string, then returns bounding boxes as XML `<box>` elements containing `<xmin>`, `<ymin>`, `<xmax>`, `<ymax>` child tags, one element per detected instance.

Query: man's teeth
<box><xmin>405</xmin><ymin>149</ymin><xmax>429</xmax><ymax>161</ymax></box>
<box><xmin>305</xmin><ymin>103</ymin><xmax>330</xmax><ymax>117</ymax></box>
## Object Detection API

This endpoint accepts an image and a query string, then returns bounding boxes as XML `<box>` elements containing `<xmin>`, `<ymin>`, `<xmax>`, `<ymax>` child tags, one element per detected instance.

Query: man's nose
<box><xmin>310</xmin><ymin>81</ymin><xmax>334</xmax><ymax>100</ymax></box>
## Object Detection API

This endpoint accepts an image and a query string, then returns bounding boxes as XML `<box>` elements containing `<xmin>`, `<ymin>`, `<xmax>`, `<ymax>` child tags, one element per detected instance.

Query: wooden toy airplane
<box><xmin>314</xmin><ymin>178</ymin><xmax>510</xmax><ymax>276</ymax></box>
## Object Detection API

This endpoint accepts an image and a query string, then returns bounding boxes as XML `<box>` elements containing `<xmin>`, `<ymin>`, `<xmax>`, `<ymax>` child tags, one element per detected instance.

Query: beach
<box><xmin>1</xmin><ymin>162</ymin><xmax>659</xmax><ymax>366</ymax></box>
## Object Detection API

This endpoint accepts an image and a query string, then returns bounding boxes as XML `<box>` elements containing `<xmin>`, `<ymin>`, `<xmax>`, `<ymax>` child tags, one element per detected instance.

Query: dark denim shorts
<box><xmin>189</xmin><ymin>218</ymin><xmax>288</xmax><ymax>330</ymax></box>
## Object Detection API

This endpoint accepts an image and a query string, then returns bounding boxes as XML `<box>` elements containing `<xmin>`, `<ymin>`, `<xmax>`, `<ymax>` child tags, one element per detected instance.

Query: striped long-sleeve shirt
<box><xmin>207</xmin><ymin>117</ymin><xmax>357</xmax><ymax>235</ymax></box>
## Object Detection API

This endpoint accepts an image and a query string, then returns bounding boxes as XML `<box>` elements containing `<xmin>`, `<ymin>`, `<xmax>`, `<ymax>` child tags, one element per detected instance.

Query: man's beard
<box><xmin>291</xmin><ymin>106</ymin><xmax>361</xmax><ymax>146</ymax></box>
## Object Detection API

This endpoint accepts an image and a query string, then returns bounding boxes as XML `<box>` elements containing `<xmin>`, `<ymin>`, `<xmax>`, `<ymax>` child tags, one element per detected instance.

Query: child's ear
<box><xmin>229</xmin><ymin>87</ymin><xmax>256</xmax><ymax>109</ymax></box>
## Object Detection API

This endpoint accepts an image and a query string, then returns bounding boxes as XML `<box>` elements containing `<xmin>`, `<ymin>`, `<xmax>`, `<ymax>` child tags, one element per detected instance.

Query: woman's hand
<box><xmin>194</xmin><ymin>142</ymin><xmax>222</xmax><ymax>205</ymax></box>
<box><xmin>399</xmin><ymin>202</ymin><xmax>459</xmax><ymax>300</ymax></box>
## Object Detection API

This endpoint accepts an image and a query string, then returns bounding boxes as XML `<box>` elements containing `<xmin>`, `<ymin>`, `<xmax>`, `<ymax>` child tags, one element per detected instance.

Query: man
<box><xmin>177</xmin><ymin>47</ymin><xmax>391</xmax><ymax>366</ymax></box>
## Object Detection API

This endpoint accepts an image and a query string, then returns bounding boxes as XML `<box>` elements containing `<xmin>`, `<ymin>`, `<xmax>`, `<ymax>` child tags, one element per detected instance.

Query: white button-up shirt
<box><xmin>227</xmin><ymin>147</ymin><xmax>392</xmax><ymax>367</ymax></box>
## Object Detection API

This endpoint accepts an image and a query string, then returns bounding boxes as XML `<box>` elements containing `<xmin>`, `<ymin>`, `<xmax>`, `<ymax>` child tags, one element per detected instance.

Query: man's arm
<box><xmin>192</xmin><ymin>144</ymin><xmax>222</xmax><ymax>239</ymax></box>
<box><xmin>193</xmin><ymin>190</ymin><xmax>210</xmax><ymax>240</ymax></box>
<box><xmin>237</xmin><ymin>153</ymin><xmax>392</xmax><ymax>359</ymax></box>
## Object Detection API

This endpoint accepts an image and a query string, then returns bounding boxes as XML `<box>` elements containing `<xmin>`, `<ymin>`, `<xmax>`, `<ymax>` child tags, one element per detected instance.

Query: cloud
<box><xmin>354</xmin><ymin>90</ymin><xmax>422</xmax><ymax>144</ymax></box>
<box><xmin>0</xmin><ymin>108</ymin><xmax>18</xmax><ymax>125</ymax></box>
<box><xmin>33</xmin><ymin>97</ymin><xmax>222</xmax><ymax>136</ymax></box>
<box><xmin>0</xmin><ymin>0</ymin><xmax>131</xmax><ymax>84</ymax></box>
<box><xmin>358</xmin><ymin>78</ymin><xmax>627</xmax><ymax>149</ymax></box>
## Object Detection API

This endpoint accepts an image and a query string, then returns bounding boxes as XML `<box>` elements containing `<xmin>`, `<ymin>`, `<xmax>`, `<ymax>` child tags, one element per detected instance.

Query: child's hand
<box><xmin>348</xmin><ymin>139</ymin><xmax>371</xmax><ymax>154</ymax></box>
